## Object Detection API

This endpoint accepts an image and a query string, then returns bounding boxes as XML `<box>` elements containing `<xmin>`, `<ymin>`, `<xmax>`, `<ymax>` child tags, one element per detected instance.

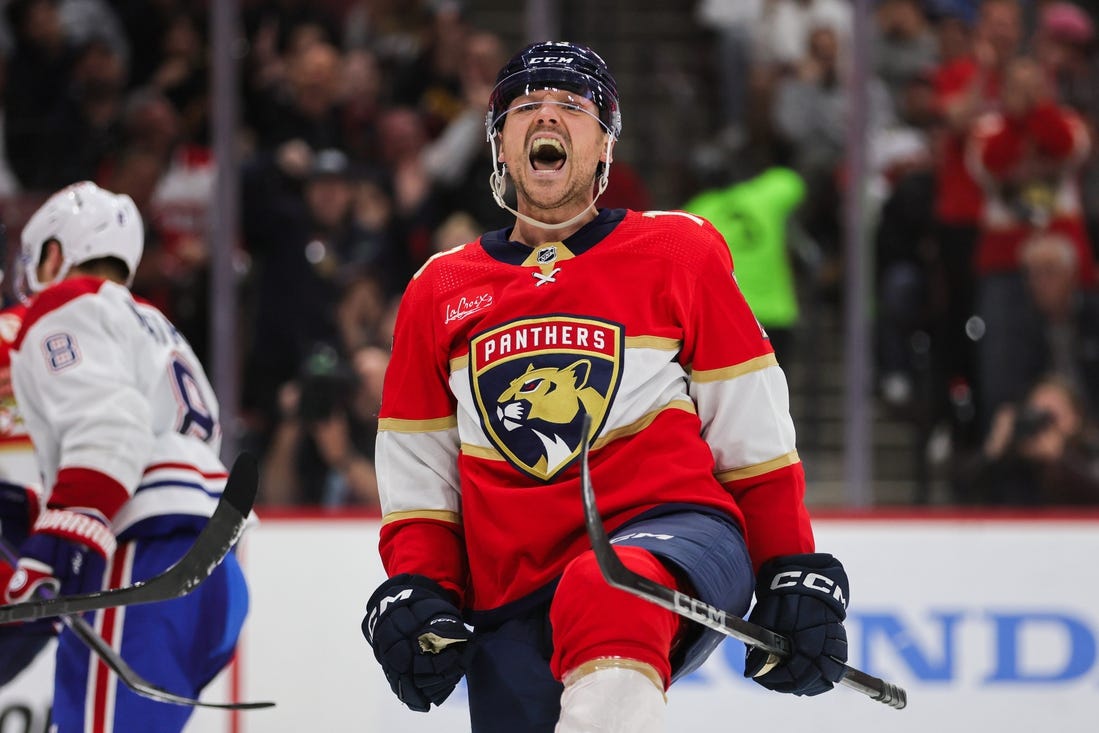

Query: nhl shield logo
<box><xmin>536</xmin><ymin>245</ymin><xmax>558</xmax><ymax>264</ymax></box>
<box><xmin>470</xmin><ymin>316</ymin><xmax>623</xmax><ymax>481</ymax></box>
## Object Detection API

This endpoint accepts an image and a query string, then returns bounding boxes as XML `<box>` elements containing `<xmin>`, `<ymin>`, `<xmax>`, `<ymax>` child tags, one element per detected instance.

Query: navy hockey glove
<box><xmin>363</xmin><ymin>573</ymin><xmax>473</xmax><ymax>712</ymax></box>
<box><xmin>744</xmin><ymin>553</ymin><xmax>849</xmax><ymax>696</ymax></box>
<box><xmin>4</xmin><ymin>508</ymin><xmax>114</xmax><ymax>606</ymax></box>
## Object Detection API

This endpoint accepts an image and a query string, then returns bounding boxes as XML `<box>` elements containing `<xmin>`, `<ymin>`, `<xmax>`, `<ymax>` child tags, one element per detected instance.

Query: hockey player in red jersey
<box><xmin>0</xmin><ymin>297</ymin><xmax>38</xmax><ymax>559</ymax></box>
<box><xmin>362</xmin><ymin>41</ymin><xmax>850</xmax><ymax>731</ymax></box>
<box><xmin>0</xmin><ymin>293</ymin><xmax>54</xmax><ymax>686</ymax></box>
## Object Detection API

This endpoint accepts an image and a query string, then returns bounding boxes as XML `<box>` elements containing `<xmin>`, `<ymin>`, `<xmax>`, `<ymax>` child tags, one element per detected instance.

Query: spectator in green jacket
<box><xmin>683</xmin><ymin>166</ymin><xmax>806</xmax><ymax>364</ymax></box>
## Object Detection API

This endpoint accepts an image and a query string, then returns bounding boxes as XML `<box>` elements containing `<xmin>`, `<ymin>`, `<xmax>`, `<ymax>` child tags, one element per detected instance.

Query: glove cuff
<box><xmin>33</xmin><ymin>509</ymin><xmax>116</xmax><ymax>559</ymax></box>
<box><xmin>755</xmin><ymin>553</ymin><xmax>849</xmax><ymax>617</ymax></box>
<box><xmin>365</xmin><ymin>573</ymin><xmax>460</xmax><ymax>646</ymax></box>
<box><xmin>49</xmin><ymin>468</ymin><xmax>129</xmax><ymax>521</ymax></box>
<box><xmin>368</xmin><ymin>573</ymin><xmax>453</xmax><ymax>608</ymax></box>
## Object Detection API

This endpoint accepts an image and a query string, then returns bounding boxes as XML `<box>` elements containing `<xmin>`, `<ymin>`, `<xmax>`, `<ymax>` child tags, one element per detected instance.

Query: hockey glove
<box><xmin>4</xmin><ymin>508</ymin><xmax>115</xmax><ymax>606</ymax></box>
<box><xmin>744</xmin><ymin>553</ymin><xmax>849</xmax><ymax>696</ymax></box>
<box><xmin>363</xmin><ymin>573</ymin><xmax>473</xmax><ymax>712</ymax></box>
<box><xmin>0</xmin><ymin>552</ymin><xmax>53</xmax><ymax>684</ymax></box>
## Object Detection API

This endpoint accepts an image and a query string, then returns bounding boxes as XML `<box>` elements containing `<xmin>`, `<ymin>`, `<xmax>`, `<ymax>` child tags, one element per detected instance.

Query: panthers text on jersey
<box><xmin>376</xmin><ymin>208</ymin><xmax>815</xmax><ymax>616</ymax></box>
<box><xmin>10</xmin><ymin>276</ymin><xmax>228</xmax><ymax>539</ymax></box>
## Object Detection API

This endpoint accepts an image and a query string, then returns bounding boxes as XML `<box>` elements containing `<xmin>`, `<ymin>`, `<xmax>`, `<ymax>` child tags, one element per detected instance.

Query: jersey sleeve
<box><xmin>680</xmin><ymin>222</ymin><xmax>815</xmax><ymax>568</ymax></box>
<box><xmin>375</xmin><ymin>267</ymin><xmax>468</xmax><ymax>600</ymax></box>
<box><xmin>10</xmin><ymin>291</ymin><xmax>152</xmax><ymax>519</ymax></box>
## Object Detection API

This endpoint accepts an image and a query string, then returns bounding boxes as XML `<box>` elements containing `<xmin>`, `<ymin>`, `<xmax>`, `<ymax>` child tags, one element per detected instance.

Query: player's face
<box><xmin>498</xmin><ymin>87</ymin><xmax>611</xmax><ymax>221</ymax></box>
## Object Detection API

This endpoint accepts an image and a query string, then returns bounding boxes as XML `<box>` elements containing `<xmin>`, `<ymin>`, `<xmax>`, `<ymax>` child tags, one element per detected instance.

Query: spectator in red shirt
<box><xmin>928</xmin><ymin>0</ymin><xmax>1024</xmax><ymax>447</ymax></box>
<box><xmin>966</xmin><ymin>55</ymin><xmax>1094</xmax><ymax>434</ymax></box>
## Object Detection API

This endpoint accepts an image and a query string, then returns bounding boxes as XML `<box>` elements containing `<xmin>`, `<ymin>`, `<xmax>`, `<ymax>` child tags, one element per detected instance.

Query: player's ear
<box><xmin>600</xmin><ymin>136</ymin><xmax>615</xmax><ymax>165</ymax></box>
<box><xmin>39</xmin><ymin>240</ymin><xmax>65</xmax><ymax>284</ymax></box>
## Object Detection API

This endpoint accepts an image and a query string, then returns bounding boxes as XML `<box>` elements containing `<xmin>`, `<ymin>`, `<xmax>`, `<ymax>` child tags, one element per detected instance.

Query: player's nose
<box><xmin>528</xmin><ymin>97</ymin><xmax>562</xmax><ymax>123</ymax></box>
<box><xmin>534</xmin><ymin>107</ymin><xmax>560</xmax><ymax>125</ymax></box>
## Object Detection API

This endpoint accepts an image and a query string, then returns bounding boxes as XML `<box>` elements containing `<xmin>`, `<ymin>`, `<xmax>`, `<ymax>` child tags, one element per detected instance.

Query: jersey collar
<box><xmin>480</xmin><ymin>208</ymin><xmax>627</xmax><ymax>265</ymax></box>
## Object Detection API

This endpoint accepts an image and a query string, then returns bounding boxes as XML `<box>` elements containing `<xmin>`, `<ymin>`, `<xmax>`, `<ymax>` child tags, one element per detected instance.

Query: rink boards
<box><xmin>2</xmin><ymin>513</ymin><xmax>1098</xmax><ymax>732</ymax></box>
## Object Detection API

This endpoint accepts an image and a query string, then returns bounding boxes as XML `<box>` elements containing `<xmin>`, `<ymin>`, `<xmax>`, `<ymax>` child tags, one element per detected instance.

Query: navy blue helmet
<box><xmin>486</xmin><ymin>41</ymin><xmax>621</xmax><ymax>139</ymax></box>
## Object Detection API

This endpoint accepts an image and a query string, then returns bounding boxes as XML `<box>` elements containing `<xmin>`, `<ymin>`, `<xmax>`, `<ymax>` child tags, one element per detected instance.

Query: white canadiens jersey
<box><xmin>10</xmin><ymin>277</ymin><xmax>226</xmax><ymax>537</ymax></box>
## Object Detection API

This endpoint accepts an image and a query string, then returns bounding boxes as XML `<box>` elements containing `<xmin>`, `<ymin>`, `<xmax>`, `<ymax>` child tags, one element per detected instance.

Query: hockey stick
<box><xmin>577</xmin><ymin>415</ymin><xmax>907</xmax><ymax>710</ymax></box>
<box><xmin>60</xmin><ymin>609</ymin><xmax>274</xmax><ymax>709</ymax></box>
<box><xmin>0</xmin><ymin>537</ymin><xmax>273</xmax><ymax>709</ymax></box>
<box><xmin>0</xmin><ymin>452</ymin><xmax>258</xmax><ymax>624</ymax></box>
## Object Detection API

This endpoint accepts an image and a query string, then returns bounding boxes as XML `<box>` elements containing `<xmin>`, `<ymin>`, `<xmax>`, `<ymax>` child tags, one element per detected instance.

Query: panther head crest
<box><xmin>496</xmin><ymin>359</ymin><xmax>603</xmax><ymax>476</ymax></box>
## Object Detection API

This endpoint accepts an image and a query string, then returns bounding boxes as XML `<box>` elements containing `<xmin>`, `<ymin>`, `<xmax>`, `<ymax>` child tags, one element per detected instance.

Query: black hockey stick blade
<box><xmin>63</xmin><ymin>612</ymin><xmax>274</xmax><ymax>709</ymax></box>
<box><xmin>577</xmin><ymin>414</ymin><xmax>907</xmax><ymax>710</ymax></box>
<box><xmin>0</xmin><ymin>535</ymin><xmax>272</xmax><ymax>709</ymax></box>
<box><xmin>0</xmin><ymin>452</ymin><xmax>258</xmax><ymax>624</ymax></box>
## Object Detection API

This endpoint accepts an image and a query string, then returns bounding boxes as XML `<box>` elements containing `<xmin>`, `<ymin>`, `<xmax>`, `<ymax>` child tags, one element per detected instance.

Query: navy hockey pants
<box><xmin>464</xmin><ymin>510</ymin><xmax>754</xmax><ymax>733</ymax></box>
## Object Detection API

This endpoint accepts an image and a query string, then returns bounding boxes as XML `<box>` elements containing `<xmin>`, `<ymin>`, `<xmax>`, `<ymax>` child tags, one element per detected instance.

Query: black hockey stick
<box><xmin>0</xmin><ymin>537</ymin><xmax>273</xmax><ymax>709</ymax></box>
<box><xmin>577</xmin><ymin>415</ymin><xmax>907</xmax><ymax>710</ymax></box>
<box><xmin>0</xmin><ymin>452</ymin><xmax>258</xmax><ymax>624</ymax></box>
<box><xmin>60</xmin><ymin>609</ymin><xmax>274</xmax><ymax>709</ymax></box>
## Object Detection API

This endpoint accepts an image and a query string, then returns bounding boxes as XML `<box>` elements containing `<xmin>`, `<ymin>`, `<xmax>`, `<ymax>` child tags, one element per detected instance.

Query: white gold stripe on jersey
<box><xmin>715</xmin><ymin>451</ymin><xmax>801</xmax><ymax>483</ymax></box>
<box><xmin>689</xmin><ymin>353</ymin><xmax>778</xmax><ymax>382</ymax></box>
<box><xmin>376</xmin><ymin>429</ymin><xmax>462</xmax><ymax>517</ymax></box>
<box><xmin>381</xmin><ymin>509</ymin><xmax>461</xmax><ymax>526</ymax></box>
<box><xmin>378</xmin><ymin>415</ymin><xmax>459</xmax><ymax>433</ymax></box>
<box><xmin>691</xmin><ymin>364</ymin><xmax>797</xmax><ymax>471</ymax></box>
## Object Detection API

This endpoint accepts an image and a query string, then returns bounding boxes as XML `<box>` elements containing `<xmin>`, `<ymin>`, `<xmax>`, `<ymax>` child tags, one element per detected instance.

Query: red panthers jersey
<box><xmin>0</xmin><ymin>303</ymin><xmax>40</xmax><ymax>490</ymax></box>
<box><xmin>377</xmin><ymin>208</ymin><xmax>814</xmax><ymax>613</ymax></box>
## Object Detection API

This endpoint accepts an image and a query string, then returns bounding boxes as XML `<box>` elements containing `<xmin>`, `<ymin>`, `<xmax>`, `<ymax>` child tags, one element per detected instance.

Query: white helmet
<box><xmin>19</xmin><ymin>181</ymin><xmax>144</xmax><ymax>294</ymax></box>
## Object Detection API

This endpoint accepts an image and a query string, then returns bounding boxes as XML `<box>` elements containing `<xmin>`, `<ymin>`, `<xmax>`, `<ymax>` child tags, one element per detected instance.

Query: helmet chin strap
<box><xmin>489</xmin><ymin>134</ymin><xmax>614</xmax><ymax>232</ymax></box>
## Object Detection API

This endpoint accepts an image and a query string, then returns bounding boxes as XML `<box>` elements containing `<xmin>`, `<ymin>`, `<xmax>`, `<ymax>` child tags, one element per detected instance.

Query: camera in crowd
<box><xmin>1012</xmin><ymin>404</ymin><xmax>1055</xmax><ymax>443</ymax></box>
<box><xmin>297</xmin><ymin>346</ymin><xmax>357</xmax><ymax>423</ymax></box>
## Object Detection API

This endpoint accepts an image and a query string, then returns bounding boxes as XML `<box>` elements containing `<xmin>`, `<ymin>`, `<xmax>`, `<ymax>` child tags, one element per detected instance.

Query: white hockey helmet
<box><xmin>19</xmin><ymin>181</ymin><xmax>144</xmax><ymax>294</ymax></box>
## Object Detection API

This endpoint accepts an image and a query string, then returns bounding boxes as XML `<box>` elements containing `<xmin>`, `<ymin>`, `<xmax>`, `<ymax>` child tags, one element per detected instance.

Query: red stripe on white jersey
<box><xmin>143</xmin><ymin>462</ymin><xmax>228</xmax><ymax>480</ymax></box>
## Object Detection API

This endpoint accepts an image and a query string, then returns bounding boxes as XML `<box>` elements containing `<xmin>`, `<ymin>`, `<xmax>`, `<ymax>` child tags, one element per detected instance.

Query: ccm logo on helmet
<box><xmin>770</xmin><ymin>570</ymin><xmax>848</xmax><ymax>607</ymax></box>
<box><xmin>529</xmin><ymin>56</ymin><xmax>575</xmax><ymax>65</ymax></box>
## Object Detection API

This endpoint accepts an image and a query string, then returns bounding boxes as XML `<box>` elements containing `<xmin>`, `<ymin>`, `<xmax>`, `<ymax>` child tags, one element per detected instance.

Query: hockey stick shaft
<box><xmin>577</xmin><ymin>415</ymin><xmax>907</xmax><ymax>710</ymax></box>
<box><xmin>1</xmin><ymin>542</ymin><xmax>270</xmax><ymax>707</ymax></box>
<box><xmin>60</xmin><ymin>611</ymin><xmax>274</xmax><ymax>709</ymax></box>
<box><xmin>0</xmin><ymin>536</ymin><xmax>272</xmax><ymax>709</ymax></box>
<box><xmin>0</xmin><ymin>452</ymin><xmax>258</xmax><ymax>624</ymax></box>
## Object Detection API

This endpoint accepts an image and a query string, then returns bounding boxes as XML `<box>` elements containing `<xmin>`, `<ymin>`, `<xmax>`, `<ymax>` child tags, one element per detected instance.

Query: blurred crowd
<box><xmin>695</xmin><ymin>0</ymin><xmax>1099</xmax><ymax>507</ymax></box>
<box><xmin>0</xmin><ymin>0</ymin><xmax>515</xmax><ymax>510</ymax></box>
<box><xmin>0</xmin><ymin>0</ymin><xmax>1095</xmax><ymax>508</ymax></box>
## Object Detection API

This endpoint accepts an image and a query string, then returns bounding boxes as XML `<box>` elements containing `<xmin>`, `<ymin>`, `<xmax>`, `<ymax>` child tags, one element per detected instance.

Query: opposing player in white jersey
<box><xmin>1</xmin><ymin>182</ymin><xmax>249</xmax><ymax>731</ymax></box>
<box><xmin>362</xmin><ymin>42</ymin><xmax>851</xmax><ymax>731</ymax></box>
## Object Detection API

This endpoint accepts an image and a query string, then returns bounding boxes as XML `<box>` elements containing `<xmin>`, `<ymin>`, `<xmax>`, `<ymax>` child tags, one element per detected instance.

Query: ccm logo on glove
<box><xmin>363</xmin><ymin>573</ymin><xmax>473</xmax><ymax>712</ymax></box>
<box><xmin>364</xmin><ymin>587</ymin><xmax>414</xmax><ymax>641</ymax></box>
<box><xmin>768</xmin><ymin>570</ymin><xmax>848</xmax><ymax>607</ymax></box>
<box><xmin>744</xmin><ymin>553</ymin><xmax>850</xmax><ymax>697</ymax></box>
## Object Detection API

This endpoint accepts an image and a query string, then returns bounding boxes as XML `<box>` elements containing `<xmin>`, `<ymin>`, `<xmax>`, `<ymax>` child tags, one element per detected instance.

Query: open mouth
<box><xmin>529</xmin><ymin>137</ymin><xmax>567</xmax><ymax>172</ymax></box>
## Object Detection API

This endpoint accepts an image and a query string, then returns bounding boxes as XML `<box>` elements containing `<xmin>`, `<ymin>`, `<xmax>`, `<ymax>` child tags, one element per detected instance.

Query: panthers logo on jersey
<box><xmin>469</xmin><ymin>315</ymin><xmax>623</xmax><ymax>481</ymax></box>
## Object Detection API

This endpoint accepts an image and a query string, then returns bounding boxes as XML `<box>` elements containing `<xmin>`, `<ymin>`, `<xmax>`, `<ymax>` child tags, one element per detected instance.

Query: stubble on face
<box><xmin>501</xmin><ymin>113</ymin><xmax>604</xmax><ymax>221</ymax></box>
